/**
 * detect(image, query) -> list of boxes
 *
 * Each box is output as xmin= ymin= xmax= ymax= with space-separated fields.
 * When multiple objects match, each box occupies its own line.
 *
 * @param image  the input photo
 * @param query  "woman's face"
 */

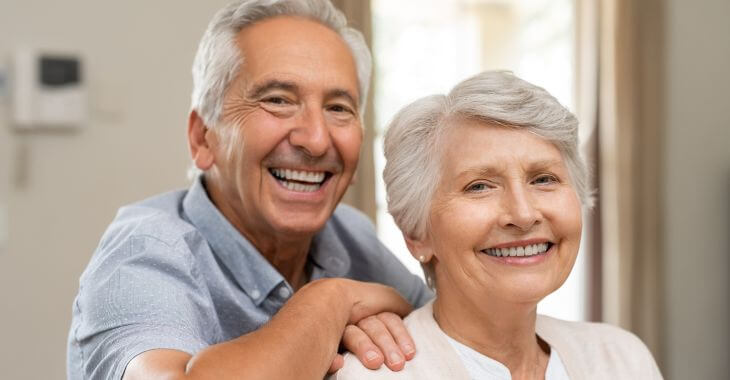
xmin=419 ymin=120 xmax=582 ymax=306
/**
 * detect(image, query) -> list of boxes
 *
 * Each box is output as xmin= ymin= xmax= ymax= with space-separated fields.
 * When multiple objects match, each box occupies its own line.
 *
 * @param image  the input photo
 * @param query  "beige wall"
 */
xmin=0 ymin=1 xmax=229 ymax=378
xmin=663 ymin=0 xmax=730 ymax=379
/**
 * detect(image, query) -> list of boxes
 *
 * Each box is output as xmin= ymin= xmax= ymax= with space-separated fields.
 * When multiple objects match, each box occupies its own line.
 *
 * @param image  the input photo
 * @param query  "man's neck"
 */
xmin=259 ymin=237 xmax=312 ymax=290
xmin=204 ymin=177 xmax=314 ymax=287
xmin=235 ymin=221 xmax=314 ymax=289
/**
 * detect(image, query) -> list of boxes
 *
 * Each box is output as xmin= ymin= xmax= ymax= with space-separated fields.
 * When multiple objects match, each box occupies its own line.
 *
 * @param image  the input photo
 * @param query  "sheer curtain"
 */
xmin=582 ymin=0 xmax=665 ymax=364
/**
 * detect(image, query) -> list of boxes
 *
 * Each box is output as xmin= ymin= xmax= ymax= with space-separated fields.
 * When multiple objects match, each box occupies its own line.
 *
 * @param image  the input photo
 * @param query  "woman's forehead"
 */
xmin=439 ymin=121 xmax=564 ymax=172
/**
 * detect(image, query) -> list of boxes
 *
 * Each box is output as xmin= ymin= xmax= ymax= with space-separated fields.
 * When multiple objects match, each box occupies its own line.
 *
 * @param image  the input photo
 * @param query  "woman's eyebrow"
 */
xmin=527 ymin=158 xmax=564 ymax=171
xmin=456 ymin=165 xmax=503 ymax=179
xmin=456 ymin=158 xmax=563 ymax=177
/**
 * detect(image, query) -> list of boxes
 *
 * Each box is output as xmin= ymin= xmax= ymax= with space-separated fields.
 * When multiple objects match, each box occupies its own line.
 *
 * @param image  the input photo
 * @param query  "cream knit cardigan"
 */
xmin=331 ymin=301 xmax=662 ymax=379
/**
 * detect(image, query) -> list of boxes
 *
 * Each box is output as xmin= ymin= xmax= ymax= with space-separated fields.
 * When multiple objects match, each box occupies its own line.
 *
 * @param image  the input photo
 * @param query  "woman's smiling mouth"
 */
xmin=482 ymin=242 xmax=553 ymax=258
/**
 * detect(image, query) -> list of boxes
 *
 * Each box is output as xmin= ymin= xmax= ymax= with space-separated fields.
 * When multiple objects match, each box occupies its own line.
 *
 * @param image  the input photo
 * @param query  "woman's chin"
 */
xmin=476 ymin=277 xmax=562 ymax=307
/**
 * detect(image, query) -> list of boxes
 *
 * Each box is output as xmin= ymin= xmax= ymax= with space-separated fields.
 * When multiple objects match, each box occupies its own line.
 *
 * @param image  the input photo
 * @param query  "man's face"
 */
xmin=206 ymin=16 xmax=362 ymax=245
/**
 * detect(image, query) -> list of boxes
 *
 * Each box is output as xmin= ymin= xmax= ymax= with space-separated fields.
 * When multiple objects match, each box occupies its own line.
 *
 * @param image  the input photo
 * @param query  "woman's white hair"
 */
xmin=190 ymin=0 xmax=372 ymax=128
xmin=383 ymin=70 xmax=593 ymax=243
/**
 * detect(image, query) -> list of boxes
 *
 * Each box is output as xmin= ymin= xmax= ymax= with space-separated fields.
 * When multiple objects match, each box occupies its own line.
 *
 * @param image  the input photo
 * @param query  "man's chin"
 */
xmin=270 ymin=211 xmax=332 ymax=237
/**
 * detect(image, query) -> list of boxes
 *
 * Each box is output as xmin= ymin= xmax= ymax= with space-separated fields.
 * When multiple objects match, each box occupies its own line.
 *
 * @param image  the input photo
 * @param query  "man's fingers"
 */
xmin=357 ymin=316 xmax=405 ymax=371
xmin=376 ymin=312 xmax=416 ymax=360
xmin=343 ymin=324 xmax=385 ymax=370
xmin=327 ymin=353 xmax=344 ymax=374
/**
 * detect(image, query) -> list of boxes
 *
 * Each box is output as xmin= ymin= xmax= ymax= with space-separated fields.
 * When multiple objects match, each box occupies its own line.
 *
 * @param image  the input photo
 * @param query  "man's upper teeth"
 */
xmin=272 ymin=168 xmax=325 ymax=183
xmin=485 ymin=243 xmax=549 ymax=257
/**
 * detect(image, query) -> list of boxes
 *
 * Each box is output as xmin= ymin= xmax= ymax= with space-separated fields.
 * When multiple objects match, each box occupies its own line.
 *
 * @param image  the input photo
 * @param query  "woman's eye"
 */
xmin=533 ymin=174 xmax=559 ymax=185
xmin=466 ymin=182 xmax=490 ymax=192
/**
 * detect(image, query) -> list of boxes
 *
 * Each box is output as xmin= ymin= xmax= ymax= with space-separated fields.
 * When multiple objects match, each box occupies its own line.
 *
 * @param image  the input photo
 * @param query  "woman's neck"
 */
xmin=433 ymin=290 xmax=550 ymax=379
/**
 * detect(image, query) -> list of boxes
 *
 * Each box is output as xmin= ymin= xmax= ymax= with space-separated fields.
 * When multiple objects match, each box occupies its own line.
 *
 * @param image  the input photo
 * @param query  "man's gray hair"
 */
xmin=191 ymin=0 xmax=372 ymax=128
xmin=383 ymin=70 xmax=593 ymax=242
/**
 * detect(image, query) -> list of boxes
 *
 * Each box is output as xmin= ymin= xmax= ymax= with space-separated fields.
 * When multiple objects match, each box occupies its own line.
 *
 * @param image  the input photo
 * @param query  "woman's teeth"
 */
xmin=270 ymin=168 xmax=327 ymax=193
xmin=484 ymin=243 xmax=550 ymax=257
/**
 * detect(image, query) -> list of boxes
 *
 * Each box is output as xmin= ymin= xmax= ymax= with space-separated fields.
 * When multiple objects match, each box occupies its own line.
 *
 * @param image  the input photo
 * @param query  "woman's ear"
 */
xmin=188 ymin=110 xmax=215 ymax=170
xmin=404 ymin=232 xmax=434 ymax=264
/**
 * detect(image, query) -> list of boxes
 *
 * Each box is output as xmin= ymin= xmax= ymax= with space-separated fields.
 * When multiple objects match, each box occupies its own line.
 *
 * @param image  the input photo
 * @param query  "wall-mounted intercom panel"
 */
xmin=12 ymin=49 xmax=87 ymax=129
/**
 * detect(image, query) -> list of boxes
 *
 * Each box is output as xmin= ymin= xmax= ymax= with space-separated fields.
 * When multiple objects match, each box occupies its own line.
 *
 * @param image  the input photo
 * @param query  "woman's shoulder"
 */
xmin=537 ymin=315 xmax=642 ymax=344
xmin=537 ymin=315 xmax=663 ymax=379
xmin=329 ymin=353 xmax=416 ymax=380
xmin=330 ymin=303 xmax=471 ymax=380
xmin=328 ymin=307 xmax=431 ymax=380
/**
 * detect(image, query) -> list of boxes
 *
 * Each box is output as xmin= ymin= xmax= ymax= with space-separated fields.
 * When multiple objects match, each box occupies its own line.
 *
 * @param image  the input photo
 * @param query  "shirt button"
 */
xmin=278 ymin=287 xmax=291 ymax=299
xmin=250 ymin=289 xmax=261 ymax=299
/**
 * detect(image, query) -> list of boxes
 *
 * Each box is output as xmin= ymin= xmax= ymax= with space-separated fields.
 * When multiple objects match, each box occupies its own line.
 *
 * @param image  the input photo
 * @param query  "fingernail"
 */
xmin=389 ymin=352 xmax=403 ymax=364
xmin=365 ymin=350 xmax=379 ymax=362
xmin=403 ymin=344 xmax=415 ymax=355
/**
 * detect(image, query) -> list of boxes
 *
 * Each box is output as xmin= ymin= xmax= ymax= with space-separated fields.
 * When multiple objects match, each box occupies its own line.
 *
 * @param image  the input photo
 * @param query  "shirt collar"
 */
xmin=182 ymin=176 xmax=353 ymax=301
xmin=308 ymin=208 xmax=352 ymax=278
xmin=182 ymin=176 xmax=283 ymax=306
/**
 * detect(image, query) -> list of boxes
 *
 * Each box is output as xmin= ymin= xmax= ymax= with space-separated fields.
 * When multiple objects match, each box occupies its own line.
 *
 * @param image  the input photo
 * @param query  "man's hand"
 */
xmin=349 ymin=312 xmax=416 ymax=370
xmin=326 ymin=280 xmax=417 ymax=373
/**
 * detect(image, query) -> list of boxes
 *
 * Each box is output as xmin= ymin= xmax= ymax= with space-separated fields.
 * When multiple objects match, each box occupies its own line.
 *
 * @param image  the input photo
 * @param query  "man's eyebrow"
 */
xmin=325 ymin=89 xmax=359 ymax=107
xmin=248 ymin=80 xmax=299 ymax=99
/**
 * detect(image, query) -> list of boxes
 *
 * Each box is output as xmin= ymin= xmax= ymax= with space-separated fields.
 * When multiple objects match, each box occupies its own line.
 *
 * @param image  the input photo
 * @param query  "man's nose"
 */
xmin=498 ymin=185 xmax=542 ymax=231
xmin=288 ymin=106 xmax=331 ymax=157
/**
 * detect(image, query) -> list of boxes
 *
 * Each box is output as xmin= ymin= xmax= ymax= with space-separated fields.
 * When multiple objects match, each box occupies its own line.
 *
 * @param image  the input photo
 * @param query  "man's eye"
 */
xmin=263 ymin=96 xmax=290 ymax=105
xmin=328 ymin=104 xmax=353 ymax=114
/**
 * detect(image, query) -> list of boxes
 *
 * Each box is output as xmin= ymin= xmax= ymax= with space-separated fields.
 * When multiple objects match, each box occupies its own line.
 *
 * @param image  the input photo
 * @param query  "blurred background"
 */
xmin=0 ymin=0 xmax=728 ymax=379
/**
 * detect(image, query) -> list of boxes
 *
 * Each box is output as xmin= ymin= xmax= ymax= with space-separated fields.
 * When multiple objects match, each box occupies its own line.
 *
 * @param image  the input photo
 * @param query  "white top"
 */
xmin=446 ymin=335 xmax=570 ymax=380
xmin=331 ymin=300 xmax=663 ymax=380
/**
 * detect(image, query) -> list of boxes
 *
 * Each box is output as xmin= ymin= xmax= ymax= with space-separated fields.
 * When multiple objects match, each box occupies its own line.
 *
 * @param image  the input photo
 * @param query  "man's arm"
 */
xmin=123 ymin=278 xmax=411 ymax=380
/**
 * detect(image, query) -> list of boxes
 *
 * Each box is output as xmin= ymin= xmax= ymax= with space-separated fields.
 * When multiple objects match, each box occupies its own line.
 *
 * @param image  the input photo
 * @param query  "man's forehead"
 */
xmin=233 ymin=16 xmax=360 ymax=100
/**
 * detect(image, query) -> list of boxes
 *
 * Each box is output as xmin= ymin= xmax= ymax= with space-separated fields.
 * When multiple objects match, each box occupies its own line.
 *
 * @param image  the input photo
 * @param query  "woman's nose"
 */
xmin=498 ymin=186 xmax=542 ymax=231
xmin=288 ymin=107 xmax=331 ymax=157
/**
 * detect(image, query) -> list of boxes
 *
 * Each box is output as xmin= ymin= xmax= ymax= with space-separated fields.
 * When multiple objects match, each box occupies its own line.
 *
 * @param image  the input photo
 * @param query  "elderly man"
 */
xmin=66 ymin=1 xmax=432 ymax=379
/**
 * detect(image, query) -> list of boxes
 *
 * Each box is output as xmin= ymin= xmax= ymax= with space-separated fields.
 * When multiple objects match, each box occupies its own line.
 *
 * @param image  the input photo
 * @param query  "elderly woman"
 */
xmin=333 ymin=71 xmax=662 ymax=379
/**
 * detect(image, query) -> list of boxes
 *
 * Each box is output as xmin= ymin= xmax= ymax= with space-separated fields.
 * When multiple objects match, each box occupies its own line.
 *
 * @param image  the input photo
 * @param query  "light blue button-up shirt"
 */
xmin=67 ymin=176 xmax=432 ymax=379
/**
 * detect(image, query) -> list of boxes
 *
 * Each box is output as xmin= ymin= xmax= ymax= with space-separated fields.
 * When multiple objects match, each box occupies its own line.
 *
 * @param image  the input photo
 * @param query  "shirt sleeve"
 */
xmin=70 ymin=233 xmax=216 ymax=380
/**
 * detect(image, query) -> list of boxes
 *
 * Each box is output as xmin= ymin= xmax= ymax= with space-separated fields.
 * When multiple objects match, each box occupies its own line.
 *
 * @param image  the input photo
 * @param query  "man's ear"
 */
xmin=404 ymin=232 xmax=434 ymax=264
xmin=188 ymin=110 xmax=215 ymax=171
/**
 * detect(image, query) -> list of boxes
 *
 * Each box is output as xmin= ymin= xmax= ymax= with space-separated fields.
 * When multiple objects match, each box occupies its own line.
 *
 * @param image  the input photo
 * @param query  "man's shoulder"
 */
xmin=324 ymin=204 xmax=380 ymax=248
xmin=330 ymin=203 xmax=375 ymax=231
xmin=103 ymin=188 xmax=196 ymax=248
xmin=80 ymin=187 xmax=208 ymax=296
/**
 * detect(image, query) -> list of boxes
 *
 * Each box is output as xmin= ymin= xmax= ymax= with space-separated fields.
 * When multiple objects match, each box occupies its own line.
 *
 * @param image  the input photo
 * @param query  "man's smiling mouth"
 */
xmin=269 ymin=168 xmax=332 ymax=192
